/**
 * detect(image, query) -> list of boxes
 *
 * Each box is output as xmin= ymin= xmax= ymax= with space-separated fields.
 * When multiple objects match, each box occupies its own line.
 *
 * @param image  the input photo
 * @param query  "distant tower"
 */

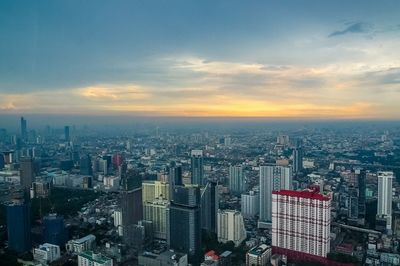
xmin=259 ymin=165 xmax=292 ymax=228
xmin=229 ymin=165 xmax=245 ymax=194
xmin=64 ymin=126 xmax=70 ymax=142
xmin=357 ymin=169 xmax=366 ymax=224
xmin=201 ymin=181 xmax=218 ymax=234
xmin=7 ymin=200 xmax=32 ymax=253
xmin=292 ymin=147 xmax=303 ymax=173
xmin=169 ymin=185 xmax=201 ymax=264
xmin=190 ymin=150 xmax=204 ymax=185
xmin=20 ymin=157 xmax=35 ymax=198
xmin=377 ymin=171 xmax=394 ymax=232
xmin=80 ymin=154 xmax=93 ymax=176
xmin=20 ymin=116 xmax=27 ymax=142
xmin=168 ymin=162 xmax=182 ymax=201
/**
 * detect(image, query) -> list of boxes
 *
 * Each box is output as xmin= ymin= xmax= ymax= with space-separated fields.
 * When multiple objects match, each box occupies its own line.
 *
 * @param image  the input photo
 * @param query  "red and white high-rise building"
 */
xmin=272 ymin=188 xmax=331 ymax=259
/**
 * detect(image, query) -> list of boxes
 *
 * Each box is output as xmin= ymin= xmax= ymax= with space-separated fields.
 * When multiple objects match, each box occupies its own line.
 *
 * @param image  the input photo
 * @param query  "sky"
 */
xmin=0 ymin=0 xmax=400 ymax=119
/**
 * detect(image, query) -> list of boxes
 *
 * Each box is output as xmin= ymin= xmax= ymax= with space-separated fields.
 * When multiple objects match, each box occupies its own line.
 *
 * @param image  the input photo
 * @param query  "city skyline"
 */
xmin=1 ymin=1 xmax=400 ymax=118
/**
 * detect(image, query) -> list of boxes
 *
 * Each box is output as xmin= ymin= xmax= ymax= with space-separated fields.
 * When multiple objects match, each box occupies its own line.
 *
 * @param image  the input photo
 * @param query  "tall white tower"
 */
xmin=259 ymin=165 xmax=292 ymax=228
xmin=377 ymin=171 xmax=394 ymax=232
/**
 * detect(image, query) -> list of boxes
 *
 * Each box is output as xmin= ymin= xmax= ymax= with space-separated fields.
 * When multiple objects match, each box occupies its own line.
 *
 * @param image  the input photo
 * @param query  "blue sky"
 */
xmin=1 ymin=0 xmax=400 ymax=118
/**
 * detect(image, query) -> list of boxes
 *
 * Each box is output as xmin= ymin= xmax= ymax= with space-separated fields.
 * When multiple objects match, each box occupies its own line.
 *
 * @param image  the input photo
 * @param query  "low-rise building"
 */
xmin=33 ymin=243 xmax=61 ymax=264
xmin=66 ymin=234 xmax=96 ymax=253
xmin=78 ymin=251 xmax=113 ymax=266
xmin=246 ymin=244 xmax=271 ymax=266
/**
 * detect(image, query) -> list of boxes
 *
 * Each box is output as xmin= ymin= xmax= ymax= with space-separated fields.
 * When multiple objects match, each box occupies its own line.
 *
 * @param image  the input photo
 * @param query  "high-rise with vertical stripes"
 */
xmin=271 ymin=188 xmax=331 ymax=259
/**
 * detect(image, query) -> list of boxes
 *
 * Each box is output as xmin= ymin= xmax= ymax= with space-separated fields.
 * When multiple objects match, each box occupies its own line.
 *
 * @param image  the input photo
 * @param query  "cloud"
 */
xmin=77 ymin=85 xmax=149 ymax=101
xmin=328 ymin=22 xmax=369 ymax=37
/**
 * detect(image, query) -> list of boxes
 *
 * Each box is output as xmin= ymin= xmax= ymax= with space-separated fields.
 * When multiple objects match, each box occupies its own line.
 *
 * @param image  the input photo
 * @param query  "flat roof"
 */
xmin=273 ymin=189 xmax=330 ymax=201
xmin=79 ymin=251 xmax=111 ymax=264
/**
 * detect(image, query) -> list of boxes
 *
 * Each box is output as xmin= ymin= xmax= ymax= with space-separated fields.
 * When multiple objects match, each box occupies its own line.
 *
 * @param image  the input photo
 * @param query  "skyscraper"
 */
xmin=143 ymin=199 xmax=169 ymax=240
xmin=121 ymin=187 xmax=143 ymax=245
xmin=20 ymin=116 xmax=27 ymax=142
xmin=169 ymin=185 xmax=201 ymax=264
xmin=80 ymin=154 xmax=93 ymax=176
xmin=272 ymin=188 xmax=331 ymax=259
xmin=377 ymin=171 xmax=394 ymax=232
xmin=64 ymin=126 xmax=70 ymax=142
xmin=190 ymin=150 xmax=204 ymax=185
xmin=168 ymin=162 xmax=182 ymax=201
xmin=357 ymin=169 xmax=366 ymax=224
xmin=241 ymin=191 xmax=259 ymax=218
xmin=43 ymin=213 xmax=68 ymax=246
xmin=259 ymin=165 xmax=292 ymax=228
xmin=7 ymin=200 xmax=32 ymax=253
xmin=217 ymin=209 xmax=247 ymax=247
xmin=201 ymin=181 xmax=218 ymax=234
xmin=292 ymin=147 xmax=303 ymax=173
xmin=229 ymin=165 xmax=245 ymax=194
xmin=20 ymin=157 xmax=35 ymax=197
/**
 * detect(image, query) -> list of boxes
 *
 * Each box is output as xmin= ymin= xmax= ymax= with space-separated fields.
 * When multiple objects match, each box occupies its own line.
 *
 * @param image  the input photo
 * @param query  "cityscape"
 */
xmin=1 ymin=1 xmax=400 ymax=266
xmin=1 ymin=118 xmax=400 ymax=265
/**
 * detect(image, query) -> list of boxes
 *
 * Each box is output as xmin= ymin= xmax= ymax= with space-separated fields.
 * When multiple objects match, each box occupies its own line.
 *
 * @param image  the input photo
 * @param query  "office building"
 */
xmin=66 ymin=234 xmax=96 ymax=253
xmin=121 ymin=188 xmax=143 ymax=243
xmin=169 ymin=162 xmax=183 ymax=201
xmin=229 ymin=165 xmax=245 ymax=194
xmin=20 ymin=116 xmax=27 ymax=141
xmin=43 ymin=213 xmax=68 ymax=246
xmin=170 ymin=185 xmax=201 ymax=264
xmin=241 ymin=191 xmax=259 ymax=218
xmin=78 ymin=251 xmax=113 ymax=266
xmin=357 ymin=169 xmax=366 ymax=223
xmin=292 ymin=147 xmax=303 ymax=173
xmin=272 ymin=188 xmax=331 ymax=259
xmin=191 ymin=150 xmax=204 ymax=185
xmin=246 ymin=244 xmax=272 ymax=266
xmin=377 ymin=171 xmax=394 ymax=232
xmin=143 ymin=199 xmax=170 ymax=240
xmin=259 ymin=165 xmax=292 ymax=227
xmin=64 ymin=126 xmax=70 ymax=141
xmin=0 ymin=153 xmax=5 ymax=169
xmin=80 ymin=154 xmax=93 ymax=176
xmin=217 ymin=209 xmax=246 ymax=247
xmin=201 ymin=181 xmax=218 ymax=234
xmin=33 ymin=243 xmax=61 ymax=264
xmin=6 ymin=200 xmax=32 ymax=253
xmin=20 ymin=157 xmax=35 ymax=195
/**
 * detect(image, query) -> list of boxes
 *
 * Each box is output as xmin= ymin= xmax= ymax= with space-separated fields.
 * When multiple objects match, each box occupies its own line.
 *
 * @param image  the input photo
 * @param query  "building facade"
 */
xmin=272 ymin=188 xmax=331 ymax=258
xmin=241 ymin=191 xmax=259 ymax=218
xmin=217 ymin=209 xmax=246 ymax=247
xmin=191 ymin=150 xmax=204 ymax=185
xmin=170 ymin=185 xmax=202 ymax=264
xmin=246 ymin=244 xmax=271 ymax=266
xmin=259 ymin=165 xmax=292 ymax=227
xmin=229 ymin=165 xmax=245 ymax=194
xmin=377 ymin=171 xmax=394 ymax=232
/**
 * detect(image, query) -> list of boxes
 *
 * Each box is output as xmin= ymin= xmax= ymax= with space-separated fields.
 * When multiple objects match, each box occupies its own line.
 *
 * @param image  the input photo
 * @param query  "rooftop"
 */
xmin=79 ymin=251 xmax=112 ymax=264
xmin=273 ymin=189 xmax=330 ymax=201
xmin=248 ymin=244 xmax=271 ymax=256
